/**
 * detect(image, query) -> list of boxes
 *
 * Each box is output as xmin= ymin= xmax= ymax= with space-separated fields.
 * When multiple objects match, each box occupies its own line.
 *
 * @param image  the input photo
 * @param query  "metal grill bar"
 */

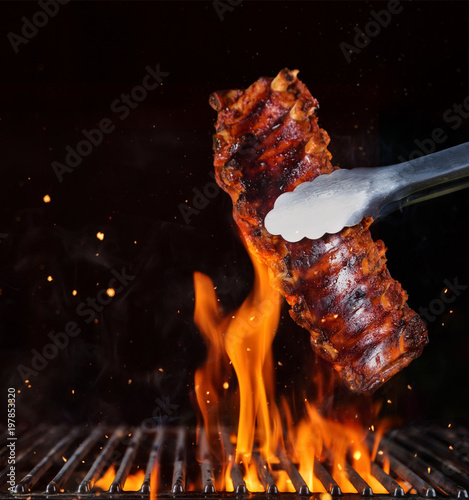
xmin=397 ymin=427 xmax=469 ymax=483
xmin=0 ymin=427 xmax=53 ymax=486
xmin=252 ymin=452 xmax=278 ymax=494
xmin=0 ymin=425 xmax=45 ymax=465
xmin=171 ymin=427 xmax=186 ymax=493
xmin=221 ymin=429 xmax=247 ymax=494
xmin=429 ymin=425 xmax=469 ymax=470
xmin=343 ymin=463 xmax=372 ymax=495
xmin=2 ymin=422 xmax=469 ymax=498
xmin=200 ymin=461 xmax=216 ymax=493
xmin=109 ymin=427 xmax=142 ymax=493
xmin=277 ymin=448 xmax=310 ymax=495
xmin=428 ymin=425 xmax=469 ymax=474
xmin=313 ymin=457 xmax=342 ymax=495
xmin=369 ymin=461 xmax=404 ymax=496
xmin=198 ymin=429 xmax=216 ymax=494
xmin=140 ymin=427 xmax=164 ymax=494
xmin=382 ymin=433 xmax=469 ymax=498
xmin=377 ymin=449 xmax=436 ymax=497
xmin=46 ymin=426 xmax=102 ymax=493
xmin=77 ymin=427 xmax=125 ymax=493
xmin=14 ymin=427 xmax=81 ymax=493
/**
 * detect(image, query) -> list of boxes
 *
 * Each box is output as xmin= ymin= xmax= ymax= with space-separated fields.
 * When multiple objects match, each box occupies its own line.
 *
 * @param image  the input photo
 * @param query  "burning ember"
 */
xmin=192 ymin=247 xmax=393 ymax=493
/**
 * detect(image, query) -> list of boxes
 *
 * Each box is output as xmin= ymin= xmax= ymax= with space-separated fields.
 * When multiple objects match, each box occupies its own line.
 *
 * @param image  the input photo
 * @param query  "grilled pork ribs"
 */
xmin=209 ymin=69 xmax=428 ymax=393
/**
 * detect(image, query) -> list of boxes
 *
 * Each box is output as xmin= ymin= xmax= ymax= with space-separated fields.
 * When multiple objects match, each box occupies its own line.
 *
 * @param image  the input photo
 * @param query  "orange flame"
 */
xmin=193 ymin=246 xmax=393 ymax=493
xmin=123 ymin=469 xmax=145 ymax=491
xmin=244 ymin=461 xmax=265 ymax=492
xmin=94 ymin=465 xmax=115 ymax=491
xmin=150 ymin=462 xmax=158 ymax=500
xmin=93 ymin=466 xmax=146 ymax=492
xmin=194 ymin=254 xmax=283 ymax=489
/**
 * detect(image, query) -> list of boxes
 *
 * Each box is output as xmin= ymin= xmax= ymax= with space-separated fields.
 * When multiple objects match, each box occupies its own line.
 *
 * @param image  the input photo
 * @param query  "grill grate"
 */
xmin=1 ymin=422 xmax=469 ymax=498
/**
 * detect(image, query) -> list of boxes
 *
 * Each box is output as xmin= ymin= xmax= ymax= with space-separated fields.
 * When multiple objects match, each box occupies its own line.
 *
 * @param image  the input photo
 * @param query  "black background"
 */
xmin=0 ymin=0 xmax=468 ymax=430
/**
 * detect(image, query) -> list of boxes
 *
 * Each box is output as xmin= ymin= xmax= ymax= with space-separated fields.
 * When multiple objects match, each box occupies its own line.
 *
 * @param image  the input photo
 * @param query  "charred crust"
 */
xmin=223 ymin=158 xmax=239 ymax=169
xmin=292 ymin=301 xmax=304 ymax=313
xmin=238 ymin=133 xmax=258 ymax=148
xmin=213 ymin=130 xmax=231 ymax=152
xmin=402 ymin=315 xmax=428 ymax=349
xmin=318 ymin=329 xmax=328 ymax=345
xmin=209 ymin=93 xmax=222 ymax=111
xmin=228 ymin=133 xmax=258 ymax=157
xmin=209 ymin=89 xmax=241 ymax=112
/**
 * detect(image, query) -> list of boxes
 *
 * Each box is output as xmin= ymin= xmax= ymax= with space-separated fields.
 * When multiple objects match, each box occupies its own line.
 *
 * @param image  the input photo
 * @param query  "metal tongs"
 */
xmin=265 ymin=142 xmax=469 ymax=242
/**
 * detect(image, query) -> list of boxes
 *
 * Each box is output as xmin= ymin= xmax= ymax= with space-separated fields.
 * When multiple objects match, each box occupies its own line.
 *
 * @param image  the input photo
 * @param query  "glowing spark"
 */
xmin=223 ymin=382 xmax=229 ymax=389
xmin=72 ymin=290 xmax=77 ymax=296
xmin=43 ymin=194 xmax=51 ymax=203
xmin=47 ymin=276 xmax=53 ymax=282
xmin=106 ymin=288 xmax=115 ymax=297
xmin=353 ymin=450 xmax=362 ymax=461
xmin=96 ymin=232 xmax=104 ymax=241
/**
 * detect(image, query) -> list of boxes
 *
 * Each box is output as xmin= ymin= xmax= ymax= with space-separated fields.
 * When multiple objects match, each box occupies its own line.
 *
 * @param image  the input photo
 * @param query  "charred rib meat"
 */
xmin=209 ymin=68 xmax=428 ymax=393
